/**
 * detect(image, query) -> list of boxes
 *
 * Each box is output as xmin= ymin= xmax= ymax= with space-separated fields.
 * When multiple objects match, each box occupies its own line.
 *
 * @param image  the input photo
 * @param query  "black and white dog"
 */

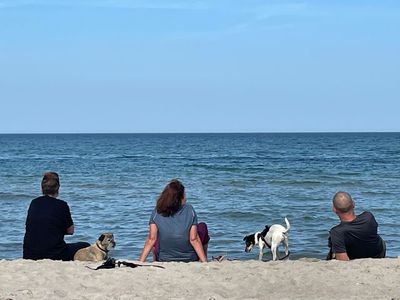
xmin=243 ymin=217 xmax=290 ymax=261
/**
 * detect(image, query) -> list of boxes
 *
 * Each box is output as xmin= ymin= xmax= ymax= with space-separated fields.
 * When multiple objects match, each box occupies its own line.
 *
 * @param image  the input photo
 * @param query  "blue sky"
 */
xmin=0 ymin=0 xmax=399 ymax=133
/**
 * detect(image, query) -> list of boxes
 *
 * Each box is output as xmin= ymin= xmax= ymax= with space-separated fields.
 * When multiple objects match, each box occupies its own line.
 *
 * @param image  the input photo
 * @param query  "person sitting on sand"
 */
xmin=327 ymin=191 xmax=386 ymax=261
xmin=139 ymin=179 xmax=209 ymax=262
xmin=23 ymin=172 xmax=90 ymax=261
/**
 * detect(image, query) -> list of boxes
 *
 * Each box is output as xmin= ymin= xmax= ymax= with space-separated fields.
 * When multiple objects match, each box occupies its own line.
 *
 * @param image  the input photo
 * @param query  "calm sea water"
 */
xmin=0 ymin=133 xmax=399 ymax=261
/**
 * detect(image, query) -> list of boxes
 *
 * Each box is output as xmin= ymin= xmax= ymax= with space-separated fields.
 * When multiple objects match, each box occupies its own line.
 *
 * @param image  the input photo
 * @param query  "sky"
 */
xmin=0 ymin=0 xmax=399 ymax=133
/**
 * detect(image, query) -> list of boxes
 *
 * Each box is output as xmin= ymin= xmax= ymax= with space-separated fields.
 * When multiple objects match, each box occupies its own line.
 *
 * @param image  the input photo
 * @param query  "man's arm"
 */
xmin=329 ymin=228 xmax=349 ymax=261
xmin=65 ymin=203 xmax=74 ymax=235
xmin=66 ymin=225 xmax=74 ymax=235
xmin=335 ymin=252 xmax=350 ymax=261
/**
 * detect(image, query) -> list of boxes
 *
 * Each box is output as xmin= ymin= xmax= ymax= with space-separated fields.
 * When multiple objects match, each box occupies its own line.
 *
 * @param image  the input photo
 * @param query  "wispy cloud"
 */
xmin=151 ymin=2 xmax=306 ymax=41
xmin=0 ymin=0 xmax=305 ymax=38
xmin=82 ymin=0 xmax=209 ymax=10
xmin=168 ymin=2 xmax=308 ymax=39
xmin=0 ymin=0 xmax=209 ymax=10
xmin=0 ymin=0 xmax=322 ymax=40
xmin=222 ymin=2 xmax=308 ymax=33
xmin=252 ymin=2 xmax=309 ymax=21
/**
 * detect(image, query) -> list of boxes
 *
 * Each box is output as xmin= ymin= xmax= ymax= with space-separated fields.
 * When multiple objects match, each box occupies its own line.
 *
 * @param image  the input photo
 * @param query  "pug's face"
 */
xmin=98 ymin=233 xmax=116 ymax=250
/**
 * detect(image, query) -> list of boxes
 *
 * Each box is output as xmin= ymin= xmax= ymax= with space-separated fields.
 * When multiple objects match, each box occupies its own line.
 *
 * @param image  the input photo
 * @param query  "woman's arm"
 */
xmin=139 ymin=224 xmax=158 ymax=262
xmin=189 ymin=225 xmax=207 ymax=262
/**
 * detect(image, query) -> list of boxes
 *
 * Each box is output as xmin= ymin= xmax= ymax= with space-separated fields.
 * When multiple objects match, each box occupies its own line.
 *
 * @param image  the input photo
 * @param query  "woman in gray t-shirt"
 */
xmin=139 ymin=179 xmax=208 ymax=262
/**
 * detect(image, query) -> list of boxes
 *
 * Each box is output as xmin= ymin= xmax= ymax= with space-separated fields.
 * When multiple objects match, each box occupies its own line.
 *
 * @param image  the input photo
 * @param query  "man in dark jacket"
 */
xmin=23 ymin=172 xmax=89 ymax=260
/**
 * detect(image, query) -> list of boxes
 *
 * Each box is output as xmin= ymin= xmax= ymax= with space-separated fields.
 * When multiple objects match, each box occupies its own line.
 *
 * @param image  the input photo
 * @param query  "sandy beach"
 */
xmin=1 ymin=258 xmax=399 ymax=300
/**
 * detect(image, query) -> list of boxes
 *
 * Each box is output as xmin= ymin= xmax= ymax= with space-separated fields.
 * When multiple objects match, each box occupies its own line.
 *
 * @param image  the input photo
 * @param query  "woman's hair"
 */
xmin=156 ymin=179 xmax=185 ymax=217
xmin=41 ymin=172 xmax=60 ymax=196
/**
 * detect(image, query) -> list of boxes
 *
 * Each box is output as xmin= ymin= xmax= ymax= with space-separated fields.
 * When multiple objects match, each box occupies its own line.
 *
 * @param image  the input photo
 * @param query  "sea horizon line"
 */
xmin=0 ymin=131 xmax=399 ymax=135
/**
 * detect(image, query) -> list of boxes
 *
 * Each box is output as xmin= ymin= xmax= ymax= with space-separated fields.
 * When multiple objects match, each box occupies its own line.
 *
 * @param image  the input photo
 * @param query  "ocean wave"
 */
xmin=0 ymin=192 xmax=32 ymax=201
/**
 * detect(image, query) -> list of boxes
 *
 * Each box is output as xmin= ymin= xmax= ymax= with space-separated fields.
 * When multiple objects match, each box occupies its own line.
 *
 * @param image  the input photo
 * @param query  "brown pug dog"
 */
xmin=74 ymin=233 xmax=116 ymax=261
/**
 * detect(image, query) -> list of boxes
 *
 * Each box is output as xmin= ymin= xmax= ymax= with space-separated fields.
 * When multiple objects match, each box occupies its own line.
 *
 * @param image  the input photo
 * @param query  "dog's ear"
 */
xmin=265 ymin=225 xmax=270 ymax=231
xmin=243 ymin=236 xmax=247 ymax=241
xmin=99 ymin=234 xmax=105 ymax=242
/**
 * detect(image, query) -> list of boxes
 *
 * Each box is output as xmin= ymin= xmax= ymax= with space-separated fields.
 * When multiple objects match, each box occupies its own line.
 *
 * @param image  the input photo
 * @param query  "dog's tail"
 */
xmin=283 ymin=217 xmax=290 ymax=233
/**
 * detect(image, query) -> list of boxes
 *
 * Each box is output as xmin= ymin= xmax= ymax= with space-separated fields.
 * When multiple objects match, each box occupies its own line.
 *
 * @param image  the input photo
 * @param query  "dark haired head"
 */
xmin=41 ymin=172 xmax=60 ymax=196
xmin=156 ymin=179 xmax=185 ymax=217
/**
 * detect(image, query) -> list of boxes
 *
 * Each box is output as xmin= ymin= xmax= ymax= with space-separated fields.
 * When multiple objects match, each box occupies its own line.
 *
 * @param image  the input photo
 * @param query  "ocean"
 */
xmin=0 ymin=133 xmax=399 ymax=261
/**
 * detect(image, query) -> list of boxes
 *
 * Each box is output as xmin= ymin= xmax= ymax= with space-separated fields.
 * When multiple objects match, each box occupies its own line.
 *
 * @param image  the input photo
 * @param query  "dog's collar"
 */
xmin=96 ymin=241 xmax=109 ymax=253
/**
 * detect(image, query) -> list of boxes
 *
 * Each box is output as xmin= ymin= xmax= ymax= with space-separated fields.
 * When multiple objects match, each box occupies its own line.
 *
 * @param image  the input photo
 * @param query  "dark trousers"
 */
xmin=65 ymin=242 xmax=91 ymax=261
xmin=23 ymin=241 xmax=90 ymax=261
xmin=326 ymin=237 xmax=386 ymax=260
